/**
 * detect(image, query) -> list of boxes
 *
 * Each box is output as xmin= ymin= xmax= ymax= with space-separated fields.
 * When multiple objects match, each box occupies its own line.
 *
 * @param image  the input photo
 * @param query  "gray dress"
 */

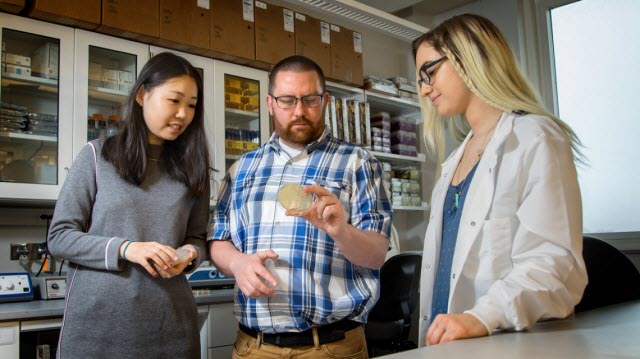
xmin=48 ymin=140 xmax=209 ymax=358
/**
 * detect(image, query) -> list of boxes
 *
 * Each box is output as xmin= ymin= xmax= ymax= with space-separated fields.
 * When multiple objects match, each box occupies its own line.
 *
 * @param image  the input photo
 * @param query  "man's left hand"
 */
xmin=426 ymin=313 xmax=489 ymax=345
xmin=293 ymin=184 xmax=347 ymax=239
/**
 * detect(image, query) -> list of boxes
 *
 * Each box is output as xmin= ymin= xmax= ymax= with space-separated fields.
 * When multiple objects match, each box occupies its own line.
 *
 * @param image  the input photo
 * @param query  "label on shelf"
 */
xmin=197 ymin=0 xmax=210 ymax=10
xmin=295 ymin=13 xmax=305 ymax=21
xmin=242 ymin=0 xmax=255 ymax=22
xmin=255 ymin=1 xmax=267 ymax=10
xmin=283 ymin=9 xmax=294 ymax=33
xmin=353 ymin=32 xmax=363 ymax=54
xmin=321 ymin=22 xmax=331 ymax=44
xmin=331 ymin=24 xmax=340 ymax=32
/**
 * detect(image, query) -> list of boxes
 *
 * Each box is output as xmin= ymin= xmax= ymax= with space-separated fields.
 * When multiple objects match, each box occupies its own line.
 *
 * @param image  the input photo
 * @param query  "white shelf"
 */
xmin=1 ymin=72 xmax=58 ymax=94
xmin=326 ymin=81 xmax=363 ymax=98
xmin=365 ymin=90 xmax=421 ymax=121
xmin=225 ymin=108 xmax=259 ymax=124
xmin=88 ymin=86 xmax=128 ymax=104
xmin=371 ymin=151 xmax=425 ymax=163
xmin=0 ymin=131 xmax=57 ymax=142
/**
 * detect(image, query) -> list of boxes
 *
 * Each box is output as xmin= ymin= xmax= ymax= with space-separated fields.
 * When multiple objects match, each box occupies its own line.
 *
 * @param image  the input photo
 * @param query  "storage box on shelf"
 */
xmin=153 ymin=0 xmax=210 ymax=54
xmin=97 ymin=0 xmax=159 ymax=43
xmin=294 ymin=12 xmax=331 ymax=78
xmin=253 ymin=0 xmax=295 ymax=69
xmin=26 ymin=0 xmax=100 ymax=30
xmin=207 ymin=0 xmax=256 ymax=64
xmin=329 ymin=24 xmax=363 ymax=86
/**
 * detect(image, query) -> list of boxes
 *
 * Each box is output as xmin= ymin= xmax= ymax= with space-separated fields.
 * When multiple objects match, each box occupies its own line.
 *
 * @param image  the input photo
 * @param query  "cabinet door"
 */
xmin=0 ymin=321 xmax=19 ymax=358
xmin=73 ymin=29 xmax=149 ymax=159
xmin=0 ymin=13 xmax=73 ymax=202
xmin=208 ymin=302 xmax=238 ymax=347
xmin=149 ymin=46 xmax=216 ymax=205
xmin=212 ymin=60 xmax=270 ymax=201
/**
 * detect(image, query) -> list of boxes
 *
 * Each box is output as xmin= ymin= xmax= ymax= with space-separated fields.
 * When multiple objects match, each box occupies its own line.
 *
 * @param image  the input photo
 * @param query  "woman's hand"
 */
xmin=426 ymin=313 xmax=489 ymax=345
xmin=156 ymin=244 xmax=198 ymax=279
xmin=120 ymin=241 xmax=179 ymax=278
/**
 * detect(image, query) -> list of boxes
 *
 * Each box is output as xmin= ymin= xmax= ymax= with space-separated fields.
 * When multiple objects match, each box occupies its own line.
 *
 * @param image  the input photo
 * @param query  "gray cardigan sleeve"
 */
xmin=48 ymin=143 xmax=127 ymax=271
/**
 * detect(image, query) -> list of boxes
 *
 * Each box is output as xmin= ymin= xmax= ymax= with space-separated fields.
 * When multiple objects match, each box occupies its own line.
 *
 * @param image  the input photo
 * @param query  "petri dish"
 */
xmin=277 ymin=183 xmax=313 ymax=216
xmin=172 ymin=247 xmax=192 ymax=267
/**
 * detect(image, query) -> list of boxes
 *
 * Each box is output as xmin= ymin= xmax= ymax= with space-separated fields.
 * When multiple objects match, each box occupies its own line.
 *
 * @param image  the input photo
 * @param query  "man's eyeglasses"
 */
xmin=418 ymin=56 xmax=447 ymax=87
xmin=270 ymin=94 xmax=324 ymax=109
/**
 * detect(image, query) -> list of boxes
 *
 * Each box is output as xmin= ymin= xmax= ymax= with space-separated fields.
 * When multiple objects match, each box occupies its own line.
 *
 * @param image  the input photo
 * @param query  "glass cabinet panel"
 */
xmin=212 ymin=61 xmax=270 ymax=201
xmin=73 ymin=30 xmax=149 ymax=158
xmin=86 ymin=46 xmax=137 ymax=141
xmin=0 ymin=13 xmax=73 ymax=201
xmin=1 ymin=29 xmax=60 ymax=186
xmin=224 ymin=75 xmax=261 ymax=161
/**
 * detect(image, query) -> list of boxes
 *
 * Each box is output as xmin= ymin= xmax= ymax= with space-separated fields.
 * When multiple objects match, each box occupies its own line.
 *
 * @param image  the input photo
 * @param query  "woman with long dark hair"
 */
xmin=48 ymin=52 xmax=210 ymax=358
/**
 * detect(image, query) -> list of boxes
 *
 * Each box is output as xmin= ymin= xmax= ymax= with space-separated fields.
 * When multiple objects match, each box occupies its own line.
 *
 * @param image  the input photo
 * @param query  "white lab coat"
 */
xmin=418 ymin=112 xmax=587 ymax=346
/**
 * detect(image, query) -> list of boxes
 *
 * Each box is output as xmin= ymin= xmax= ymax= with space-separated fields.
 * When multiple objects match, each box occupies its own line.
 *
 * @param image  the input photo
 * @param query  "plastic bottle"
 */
xmin=91 ymin=114 xmax=106 ymax=139
xmin=106 ymin=115 xmax=120 ymax=137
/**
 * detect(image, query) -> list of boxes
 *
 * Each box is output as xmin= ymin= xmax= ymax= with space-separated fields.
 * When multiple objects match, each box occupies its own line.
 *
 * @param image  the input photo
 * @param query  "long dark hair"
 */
xmin=102 ymin=52 xmax=210 ymax=197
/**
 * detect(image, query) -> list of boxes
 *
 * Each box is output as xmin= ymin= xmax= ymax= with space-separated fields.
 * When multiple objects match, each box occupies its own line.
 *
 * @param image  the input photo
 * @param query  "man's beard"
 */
xmin=275 ymin=115 xmax=325 ymax=145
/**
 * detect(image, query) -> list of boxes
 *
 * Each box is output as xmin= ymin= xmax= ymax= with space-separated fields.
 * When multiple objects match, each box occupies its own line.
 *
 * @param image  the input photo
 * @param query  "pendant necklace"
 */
xmin=453 ymin=124 xmax=497 ymax=209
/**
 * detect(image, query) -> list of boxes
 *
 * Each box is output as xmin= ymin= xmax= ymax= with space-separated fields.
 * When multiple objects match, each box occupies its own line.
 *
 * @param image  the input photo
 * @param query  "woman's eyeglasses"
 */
xmin=418 ymin=56 xmax=447 ymax=87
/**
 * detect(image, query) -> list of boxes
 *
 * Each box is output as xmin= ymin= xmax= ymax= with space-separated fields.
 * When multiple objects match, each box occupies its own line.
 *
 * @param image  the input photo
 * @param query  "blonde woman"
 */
xmin=413 ymin=14 xmax=587 ymax=346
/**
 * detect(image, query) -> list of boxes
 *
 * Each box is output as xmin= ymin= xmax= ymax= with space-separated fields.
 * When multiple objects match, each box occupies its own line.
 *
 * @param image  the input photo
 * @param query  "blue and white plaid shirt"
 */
xmin=210 ymin=127 xmax=393 ymax=333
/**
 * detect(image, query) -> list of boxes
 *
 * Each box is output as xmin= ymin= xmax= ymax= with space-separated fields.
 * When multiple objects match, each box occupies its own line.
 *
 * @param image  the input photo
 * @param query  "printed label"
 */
xmin=321 ymin=22 xmax=330 ymax=44
xmin=242 ymin=0 xmax=254 ymax=22
xmin=353 ymin=32 xmax=362 ymax=53
xmin=331 ymin=24 xmax=340 ymax=32
xmin=295 ymin=13 xmax=306 ymax=21
xmin=255 ymin=1 xmax=267 ymax=10
xmin=284 ymin=9 xmax=294 ymax=32
xmin=197 ymin=0 xmax=210 ymax=10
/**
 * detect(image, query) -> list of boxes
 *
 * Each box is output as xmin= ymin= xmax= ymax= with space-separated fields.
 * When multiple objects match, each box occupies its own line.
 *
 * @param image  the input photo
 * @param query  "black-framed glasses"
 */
xmin=418 ymin=56 xmax=447 ymax=87
xmin=270 ymin=94 xmax=324 ymax=109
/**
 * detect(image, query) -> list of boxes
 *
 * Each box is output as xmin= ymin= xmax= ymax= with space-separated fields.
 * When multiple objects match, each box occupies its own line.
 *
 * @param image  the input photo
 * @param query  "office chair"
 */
xmin=575 ymin=235 xmax=640 ymax=313
xmin=365 ymin=252 xmax=421 ymax=357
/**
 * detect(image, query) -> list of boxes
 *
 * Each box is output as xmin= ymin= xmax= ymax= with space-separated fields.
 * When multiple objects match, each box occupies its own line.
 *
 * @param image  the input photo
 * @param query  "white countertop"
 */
xmin=0 ymin=288 xmax=234 ymax=322
xmin=381 ymin=301 xmax=640 ymax=358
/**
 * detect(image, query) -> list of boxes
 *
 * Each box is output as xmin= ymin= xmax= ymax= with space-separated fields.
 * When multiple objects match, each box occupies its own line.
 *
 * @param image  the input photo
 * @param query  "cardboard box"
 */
xmin=206 ymin=0 xmax=255 ymax=64
xmin=89 ymin=62 xmax=102 ymax=88
xmin=329 ymin=24 xmax=363 ymax=86
xmin=0 ymin=0 xmax=25 ymax=14
xmin=253 ymin=1 xmax=295 ymax=69
xmin=294 ymin=13 xmax=330 ymax=77
xmin=101 ymin=68 xmax=119 ymax=90
xmin=31 ymin=42 xmax=58 ymax=80
xmin=98 ymin=0 xmax=159 ymax=43
xmin=118 ymin=70 xmax=134 ymax=93
xmin=4 ymin=52 xmax=30 ymax=67
xmin=27 ymin=0 xmax=100 ymax=30
xmin=154 ymin=0 xmax=210 ymax=53
xmin=4 ymin=63 xmax=32 ymax=77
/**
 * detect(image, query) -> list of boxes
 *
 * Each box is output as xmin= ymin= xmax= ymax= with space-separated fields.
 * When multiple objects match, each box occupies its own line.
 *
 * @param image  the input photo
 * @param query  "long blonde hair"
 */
xmin=412 ymin=14 xmax=584 ymax=164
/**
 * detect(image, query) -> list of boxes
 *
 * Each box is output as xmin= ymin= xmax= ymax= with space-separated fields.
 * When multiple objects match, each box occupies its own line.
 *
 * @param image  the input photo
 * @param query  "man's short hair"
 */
xmin=268 ymin=55 xmax=326 ymax=94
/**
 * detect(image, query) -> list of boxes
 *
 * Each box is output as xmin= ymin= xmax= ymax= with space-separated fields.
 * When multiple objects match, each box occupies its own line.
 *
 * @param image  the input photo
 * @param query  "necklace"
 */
xmin=452 ymin=123 xmax=498 ymax=208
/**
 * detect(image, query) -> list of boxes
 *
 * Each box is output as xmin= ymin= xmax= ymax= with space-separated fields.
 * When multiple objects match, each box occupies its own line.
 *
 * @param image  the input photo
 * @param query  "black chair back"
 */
xmin=575 ymin=235 xmax=640 ymax=312
xmin=365 ymin=252 xmax=421 ymax=355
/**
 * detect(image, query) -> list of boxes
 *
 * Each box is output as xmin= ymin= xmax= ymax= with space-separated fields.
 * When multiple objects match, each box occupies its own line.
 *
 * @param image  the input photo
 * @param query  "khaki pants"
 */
xmin=232 ymin=325 xmax=369 ymax=359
